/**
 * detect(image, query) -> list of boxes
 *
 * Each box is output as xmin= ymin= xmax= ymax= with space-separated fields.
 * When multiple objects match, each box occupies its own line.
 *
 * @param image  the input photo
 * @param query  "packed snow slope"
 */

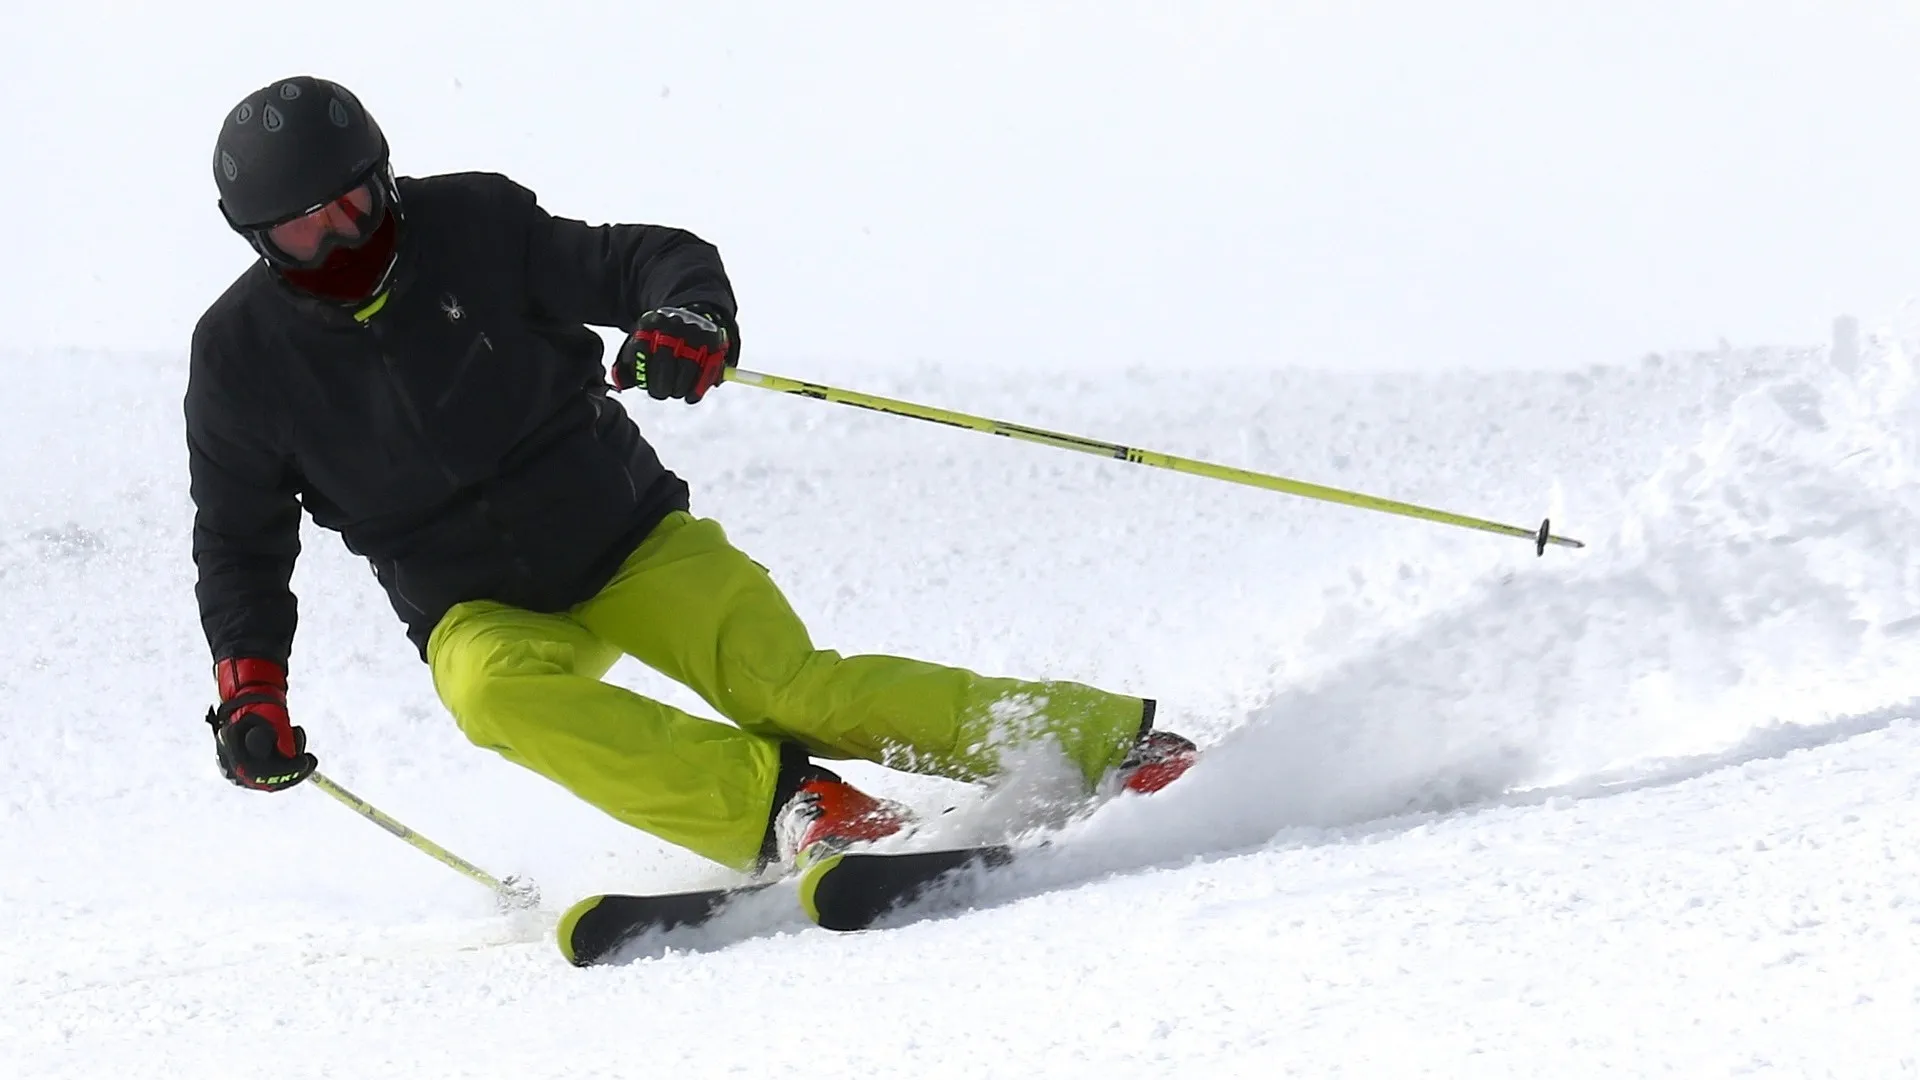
xmin=4 ymin=322 xmax=1920 ymax=1077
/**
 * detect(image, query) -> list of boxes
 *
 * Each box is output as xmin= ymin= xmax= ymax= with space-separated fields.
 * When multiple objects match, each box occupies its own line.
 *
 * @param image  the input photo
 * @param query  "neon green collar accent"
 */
xmin=352 ymin=290 xmax=391 ymax=322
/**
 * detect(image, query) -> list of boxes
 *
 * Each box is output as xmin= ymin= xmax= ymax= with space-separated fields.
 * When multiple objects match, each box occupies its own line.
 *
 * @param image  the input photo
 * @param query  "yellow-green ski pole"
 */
xmin=725 ymin=368 xmax=1584 ymax=554
xmin=309 ymin=771 xmax=540 ymax=910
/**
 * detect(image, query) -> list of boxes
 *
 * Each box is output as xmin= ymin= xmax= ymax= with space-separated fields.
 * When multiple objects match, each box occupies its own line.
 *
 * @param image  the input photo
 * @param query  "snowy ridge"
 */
xmin=912 ymin=326 xmax=1920 ymax=871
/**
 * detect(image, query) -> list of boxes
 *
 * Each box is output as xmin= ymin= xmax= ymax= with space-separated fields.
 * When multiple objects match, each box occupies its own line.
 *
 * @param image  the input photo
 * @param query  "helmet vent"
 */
xmin=213 ymin=76 xmax=388 ymax=230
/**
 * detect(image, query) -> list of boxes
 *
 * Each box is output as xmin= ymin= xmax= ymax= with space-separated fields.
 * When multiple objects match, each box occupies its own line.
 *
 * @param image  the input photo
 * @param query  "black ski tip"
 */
xmin=805 ymin=847 xmax=1012 ymax=932
xmin=1536 ymin=517 xmax=1550 ymax=557
xmin=558 ymin=887 xmax=753 ymax=967
xmin=558 ymin=894 xmax=622 ymax=967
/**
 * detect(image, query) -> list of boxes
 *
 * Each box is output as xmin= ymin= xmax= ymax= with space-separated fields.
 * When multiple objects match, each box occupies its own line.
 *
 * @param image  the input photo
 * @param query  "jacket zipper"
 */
xmin=434 ymin=332 xmax=493 ymax=412
xmin=377 ymin=351 xmax=536 ymax=583
xmin=590 ymin=396 xmax=639 ymax=502
xmin=378 ymin=352 xmax=461 ymax=488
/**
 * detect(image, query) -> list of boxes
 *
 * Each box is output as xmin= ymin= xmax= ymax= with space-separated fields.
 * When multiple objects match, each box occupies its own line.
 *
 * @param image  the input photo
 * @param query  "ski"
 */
xmin=558 ymin=732 xmax=1199 ymax=963
xmin=557 ymin=845 xmax=1016 ymax=964
xmin=798 ymin=844 xmax=1015 ymax=932
xmin=557 ymin=882 xmax=775 ymax=967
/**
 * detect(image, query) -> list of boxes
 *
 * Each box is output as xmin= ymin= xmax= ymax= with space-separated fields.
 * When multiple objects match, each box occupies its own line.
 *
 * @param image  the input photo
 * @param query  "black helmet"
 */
xmin=216 ymin=76 xmax=386 ymax=227
xmin=214 ymin=76 xmax=402 ymax=278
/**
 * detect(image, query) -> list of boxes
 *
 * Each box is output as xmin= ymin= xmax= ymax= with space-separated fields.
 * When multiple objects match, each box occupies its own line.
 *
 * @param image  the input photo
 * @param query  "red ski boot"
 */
xmin=1113 ymin=729 xmax=1199 ymax=795
xmin=773 ymin=776 xmax=913 ymax=869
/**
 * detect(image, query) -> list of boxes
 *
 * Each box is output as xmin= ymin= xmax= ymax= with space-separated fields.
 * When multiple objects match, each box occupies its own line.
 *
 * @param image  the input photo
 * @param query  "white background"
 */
xmin=8 ymin=1 xmax=1920 ymax=369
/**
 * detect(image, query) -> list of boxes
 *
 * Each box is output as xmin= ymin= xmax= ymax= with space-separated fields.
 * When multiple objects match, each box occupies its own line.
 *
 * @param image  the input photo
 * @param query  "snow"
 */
xmin=6 ymin=330 xmax=1919 ymax=1076
xmin=7 ymin=4 xmax=1920 ymax=1077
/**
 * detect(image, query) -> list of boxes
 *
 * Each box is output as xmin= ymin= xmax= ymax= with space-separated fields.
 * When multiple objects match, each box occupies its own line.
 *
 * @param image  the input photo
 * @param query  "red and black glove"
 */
xmin=205 ymin=658 xmax=316 ymax=792
xmin=612 ymin=305 xmax=736 ymax=403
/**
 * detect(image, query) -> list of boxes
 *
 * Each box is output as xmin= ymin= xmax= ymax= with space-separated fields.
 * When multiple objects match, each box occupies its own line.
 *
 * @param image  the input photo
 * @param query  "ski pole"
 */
xmin=309 ymin=771 xmax=540 ymax=910
xmin=724 ymin=368 xmax=1585 ymax=554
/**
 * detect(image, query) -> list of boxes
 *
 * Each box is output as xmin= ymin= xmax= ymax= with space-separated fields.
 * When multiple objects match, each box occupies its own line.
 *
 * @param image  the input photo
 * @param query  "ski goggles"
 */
xmin=255 ymin=178 xmax=389 ymax=269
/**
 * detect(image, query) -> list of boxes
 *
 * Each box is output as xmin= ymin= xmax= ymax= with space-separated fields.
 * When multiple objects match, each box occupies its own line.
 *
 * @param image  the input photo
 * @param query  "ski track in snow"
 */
xmin=4 ymin=326 xmax=1919 ymax=1077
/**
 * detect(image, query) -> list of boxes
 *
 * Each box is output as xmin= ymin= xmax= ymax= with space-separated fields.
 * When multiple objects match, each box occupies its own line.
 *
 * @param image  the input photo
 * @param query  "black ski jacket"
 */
xmin=187 ymin=171 xmax=735 ymax=664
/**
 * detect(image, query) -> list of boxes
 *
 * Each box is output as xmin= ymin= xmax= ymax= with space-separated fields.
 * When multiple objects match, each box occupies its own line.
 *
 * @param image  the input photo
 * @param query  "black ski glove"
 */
xmin=612 ymin=305 xmax=737 ymax=403
xmin=206 ymin=657 xmax=317 ymax=792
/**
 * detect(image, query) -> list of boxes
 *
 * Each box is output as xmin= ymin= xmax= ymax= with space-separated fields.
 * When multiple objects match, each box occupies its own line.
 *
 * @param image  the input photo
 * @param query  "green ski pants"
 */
xmin=426 ymin=512 xmax=1148 ymax=871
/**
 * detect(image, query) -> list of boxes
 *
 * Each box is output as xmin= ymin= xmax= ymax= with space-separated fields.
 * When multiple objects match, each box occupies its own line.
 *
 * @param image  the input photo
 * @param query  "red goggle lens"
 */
xmin=260 ymin=182 xmax=382 ymax=266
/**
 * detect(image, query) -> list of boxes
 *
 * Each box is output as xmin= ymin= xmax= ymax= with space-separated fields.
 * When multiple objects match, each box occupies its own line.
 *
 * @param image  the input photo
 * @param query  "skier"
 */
xmin=190 ymin=76 xmax=1195 ymax=878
